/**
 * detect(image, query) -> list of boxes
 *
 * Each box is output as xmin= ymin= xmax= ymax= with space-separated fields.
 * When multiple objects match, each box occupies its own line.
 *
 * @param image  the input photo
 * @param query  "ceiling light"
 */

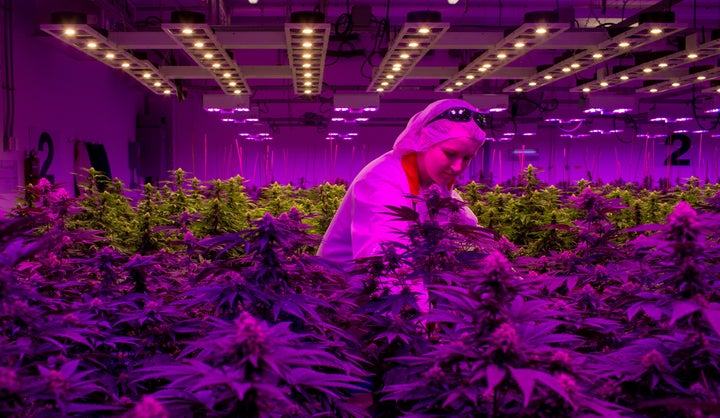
xmin=40 ymin=22 xmax=177 ymax=96
xmin=368 ymin=21 xmax=449 ymax=93
xmin=286 ymin=19 xmax=331 ymax=95
xmin=333 ymin=94 xmax=380 ymax=113
xmin=509 ymin=16 xmax=684 ymax=94
xmin=570 ymin=32 xmax=720 ymax=93
xmin=701 ymin=80 xmax=720 ymax=94
xmin=436 ymin=16 xmax=567 ymax=93
xmin=238 ymin=120 xmax=273 ymax=142
xmin=162 ymin=20 xmax=251 ymax=95
xmin=637 ymin=63 xmax=718 ymax=94
xmin=585 ymin=95 xmax=636 ymax=115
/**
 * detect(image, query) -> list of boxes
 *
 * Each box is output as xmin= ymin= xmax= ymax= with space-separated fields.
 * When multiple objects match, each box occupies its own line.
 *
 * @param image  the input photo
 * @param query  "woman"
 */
xmin=317 ymin=98 xmax=486 ymax=266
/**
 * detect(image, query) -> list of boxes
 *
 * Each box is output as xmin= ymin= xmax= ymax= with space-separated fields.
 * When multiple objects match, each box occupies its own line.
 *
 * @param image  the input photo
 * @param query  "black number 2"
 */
xmin=38 ymin=132 xmax=55 ymax=176
xmin=663 ymin=133 xmax=691 ymax=166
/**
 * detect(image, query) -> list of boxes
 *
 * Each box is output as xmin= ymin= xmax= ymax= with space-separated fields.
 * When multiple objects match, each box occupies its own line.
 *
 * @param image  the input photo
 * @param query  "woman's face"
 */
xmin=417 ymin=136 xmax=481 ymax=187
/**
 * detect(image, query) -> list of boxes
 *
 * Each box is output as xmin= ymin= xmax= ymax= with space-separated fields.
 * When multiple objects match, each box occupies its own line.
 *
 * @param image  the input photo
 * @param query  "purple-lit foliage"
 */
xmin=3 ymin=172 xmax=720 ymax=416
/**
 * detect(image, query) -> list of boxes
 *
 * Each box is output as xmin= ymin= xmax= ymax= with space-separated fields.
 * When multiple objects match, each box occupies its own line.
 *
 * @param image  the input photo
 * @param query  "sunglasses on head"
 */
xmin=424 ymin=107 xmax=487 ymax=129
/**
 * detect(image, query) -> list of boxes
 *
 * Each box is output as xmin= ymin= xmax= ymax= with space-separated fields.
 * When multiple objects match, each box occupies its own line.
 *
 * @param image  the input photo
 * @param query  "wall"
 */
xmin=0 ymin=0 xmax=145 ymax=212
xmin=171 ymin=93 xmax=720 ymax=189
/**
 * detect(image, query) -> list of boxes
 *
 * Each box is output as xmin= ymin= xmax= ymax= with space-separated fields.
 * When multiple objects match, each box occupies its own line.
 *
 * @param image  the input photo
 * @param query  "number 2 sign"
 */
xmin=664 ymin=133 xmax=691 ymax=166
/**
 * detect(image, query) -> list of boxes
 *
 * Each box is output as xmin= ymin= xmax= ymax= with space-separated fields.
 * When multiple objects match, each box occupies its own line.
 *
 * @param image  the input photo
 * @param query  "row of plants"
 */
xmin=21 ymin=167 xmax=720 ymax=258
xmin=1 ymin=170 xmax=719 ymax=416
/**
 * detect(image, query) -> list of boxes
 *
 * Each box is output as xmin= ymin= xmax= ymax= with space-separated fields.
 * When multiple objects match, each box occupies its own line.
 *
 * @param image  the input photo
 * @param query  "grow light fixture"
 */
xmin=203 ymin=94 xmax=250 ymax=113
xmin=238 ymin=120 xmax=273 ymax=141
xmin=637 ymin=62 xmax=720 ymax=94
xmin=560 ymin=133 xmax=590 ymax=139
xmin=584 ymin=95 xmax=636 ymax=115
xmin=463 ymin=94 xmax=509 ymax=113
xmin=544 ymin=118 xmax=585 ymax=124
xmin=161 ymin=22 xmax=251 ymax=95
xmin=647 ymin=104 xmax=693 ymax=123
xmin=285 ymin=22 xmax=331 ymax=95
xmin=504 ymin=15 xmax=684 ymax=93
xmin=699 ymin=95 xmax=720 ymax=113
xmin=367 ymin=21 xmax=449 ymax=93
xmin=333 ymin=94 xmax=380 ymax=113
xmin=326 ymin=120 xmax=359 ymax=140
xmin=701 ymin=86 xmax=720 ymax=94
xmin=572 ymin=32 xmax=720 ymax=93
xmin=501 ymin=131 xmax=536 ymax=140
xmin=40 ymin=23 xmax=177 ymax=96
xmin=436 ymin=16 xmax=568 ymax=93
xmin=331 ymin=116 xmax=370 ymax=123
xmin=701 ymin=79 xmax=720 ymax=95
xmin=512 ymin=148 xmax=540 ymax=161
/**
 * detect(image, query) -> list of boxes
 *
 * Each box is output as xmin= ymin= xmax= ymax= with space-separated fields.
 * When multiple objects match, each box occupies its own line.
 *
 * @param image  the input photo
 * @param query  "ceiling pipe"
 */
xmin=611 ymin=0 xmax=684 ymax=29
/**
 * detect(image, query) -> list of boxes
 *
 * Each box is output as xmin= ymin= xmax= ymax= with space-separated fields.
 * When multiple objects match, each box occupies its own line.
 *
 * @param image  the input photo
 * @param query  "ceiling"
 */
xmin=38 ymin=0 xmax=720 ymax=129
